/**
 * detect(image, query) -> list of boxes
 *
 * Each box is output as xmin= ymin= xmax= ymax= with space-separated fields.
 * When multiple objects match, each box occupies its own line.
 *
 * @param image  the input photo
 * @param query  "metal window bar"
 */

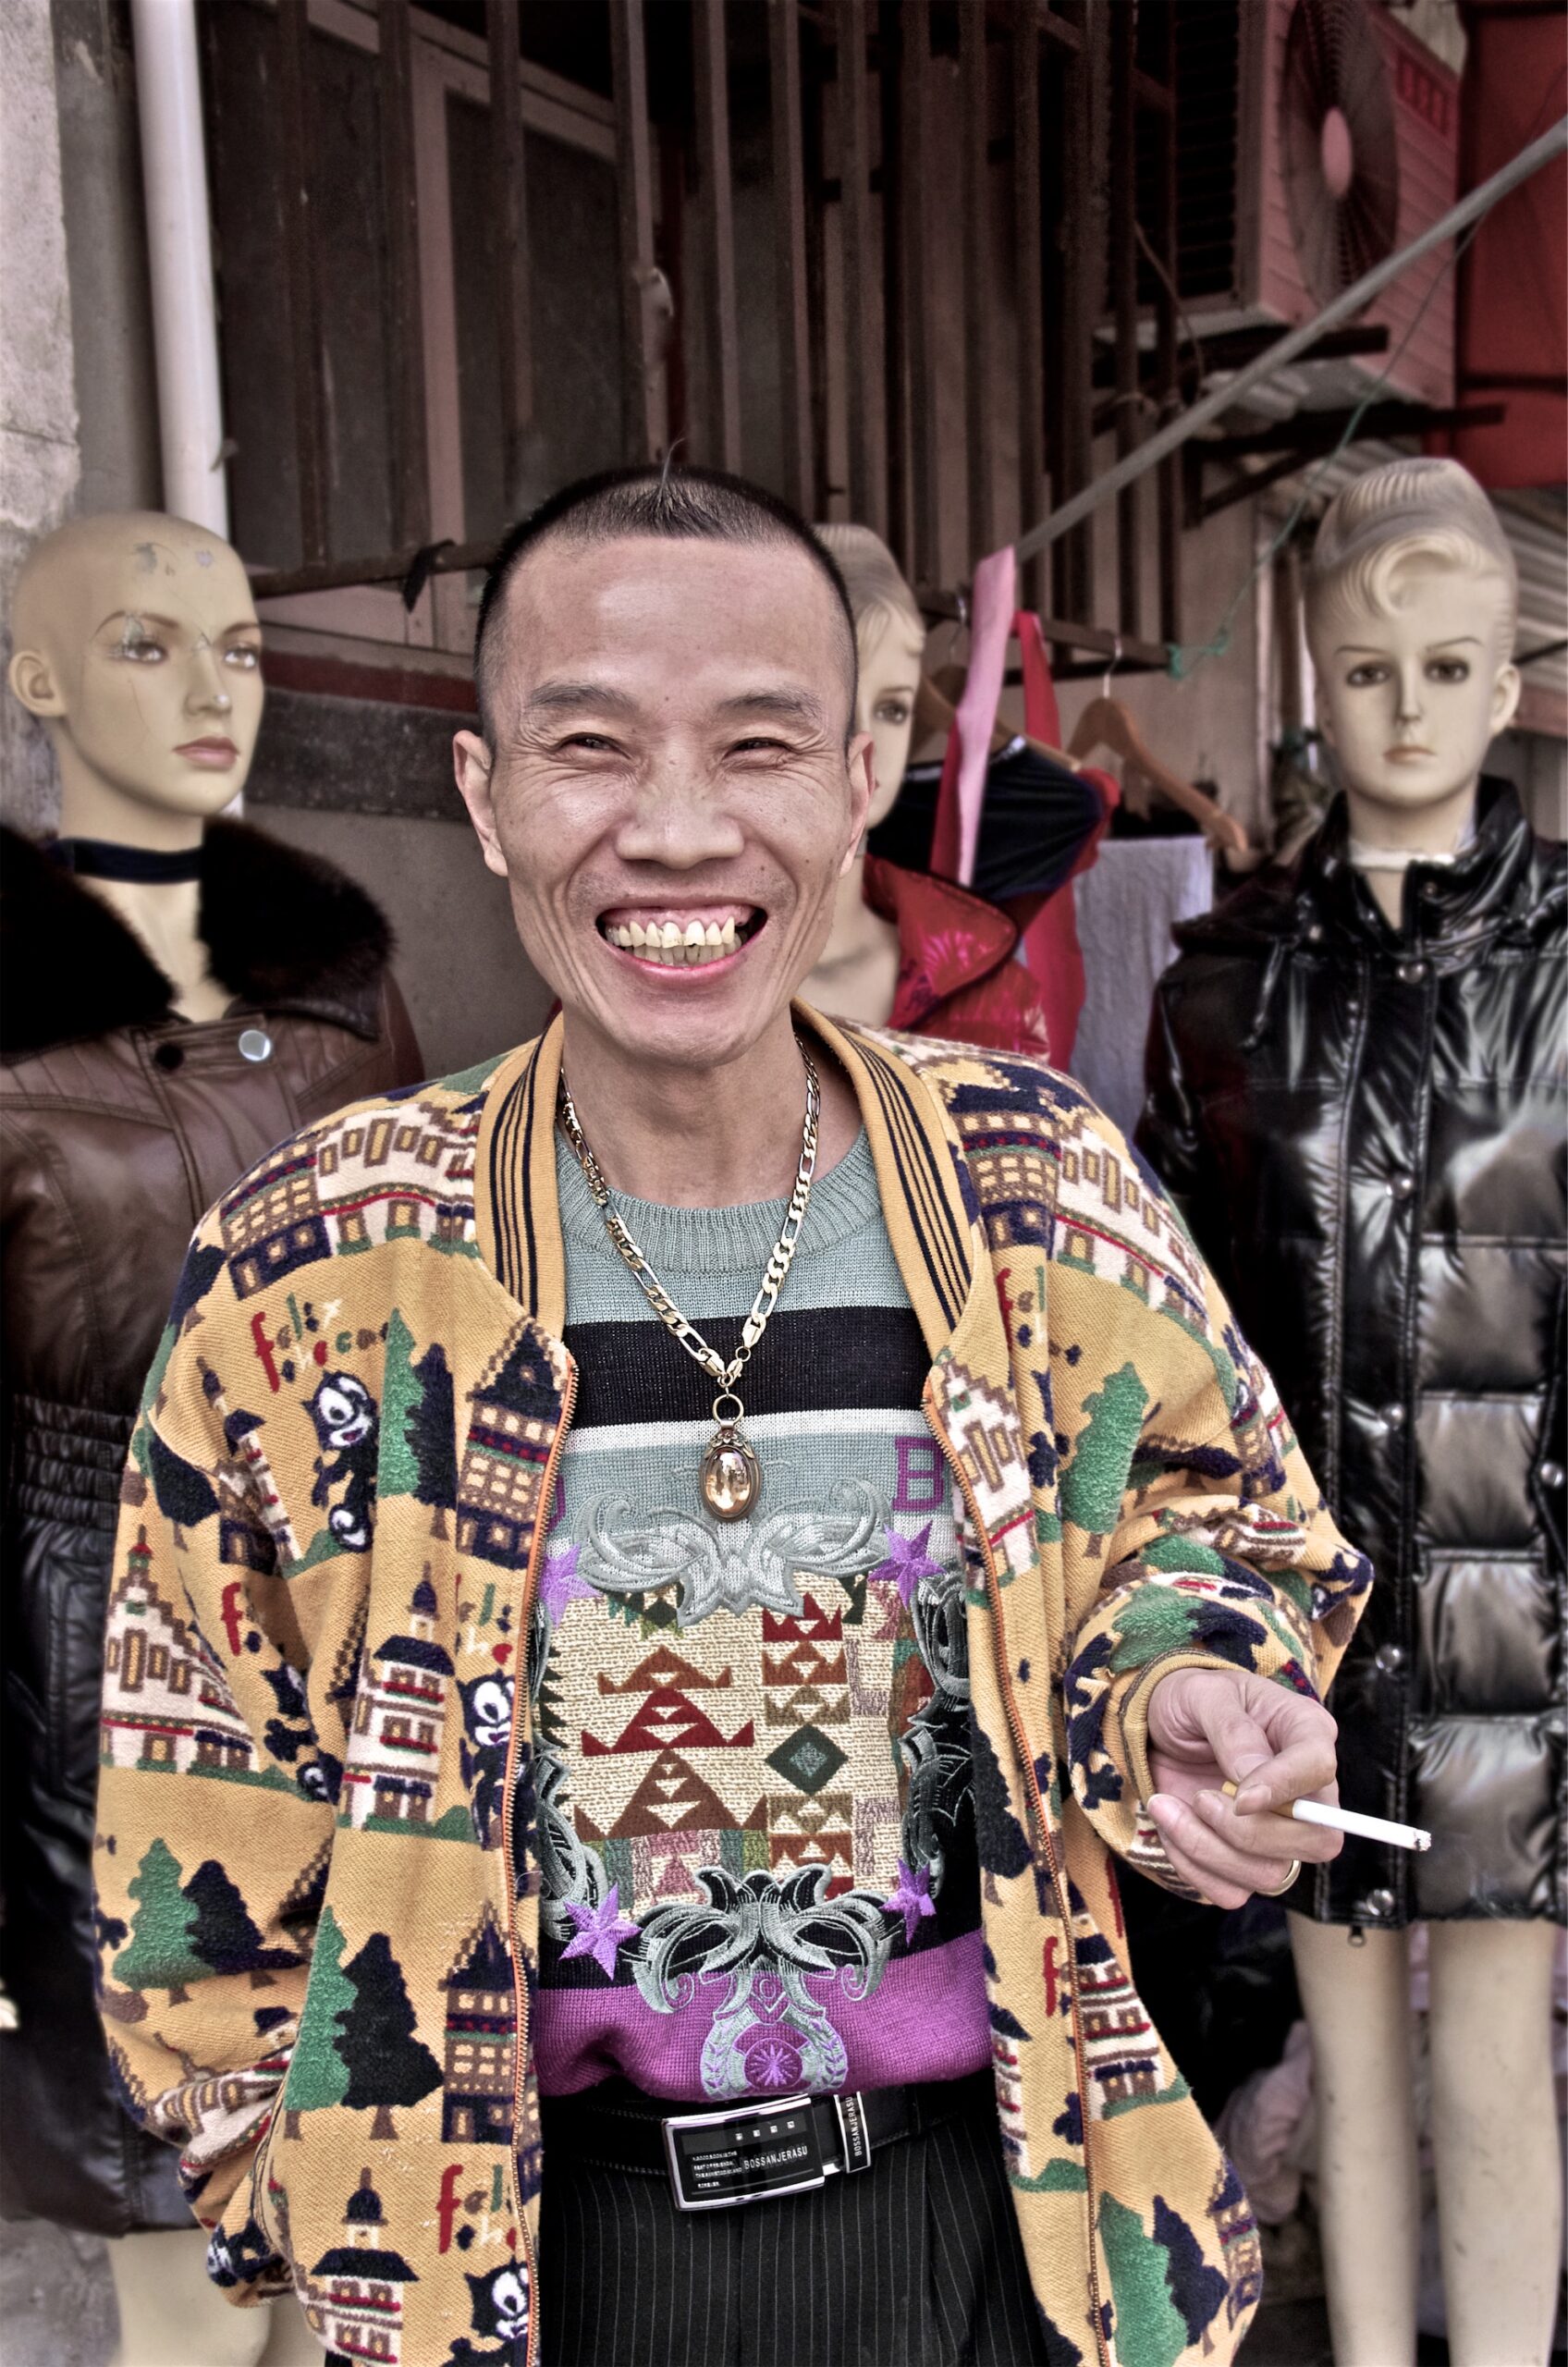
xmin=837 ymin=0 xmax=878 ymax=533
xmin=609 ymin=0 xmax=662 ymax=465
xmin=378 ymin=0 xmax=430 ymax=551
xmin=900 ymin=0 xmax=938 ymax=593
xmin=1012 ymin=0 xmax=1046 ymax=618
xmin=275 ymin=0 xmax=327 ymax=566
xmin=959 ymin=0 xmax=991 ymax=563
xmin=770 ymin=0 xmax=814 ymax=513
xmin=693 ymin=0 xmax=742 ymax=472
xmin=487 ymin=0 xmax=534 ymax=515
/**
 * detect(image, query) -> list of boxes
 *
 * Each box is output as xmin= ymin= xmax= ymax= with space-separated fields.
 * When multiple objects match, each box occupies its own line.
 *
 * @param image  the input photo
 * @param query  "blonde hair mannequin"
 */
xmin=802 ymin=524 xmax=926 ymax=1024
xmin=1291 ymin=458 xmax=1558 ymax=2367
xmin=1305 ymin=457 xmax=1521 ymax=926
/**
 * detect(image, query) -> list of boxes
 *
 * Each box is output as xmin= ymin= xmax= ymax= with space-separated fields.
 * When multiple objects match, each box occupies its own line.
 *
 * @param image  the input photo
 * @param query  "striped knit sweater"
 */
xmin=534 ymin=1129 xmax=987 ymax=2100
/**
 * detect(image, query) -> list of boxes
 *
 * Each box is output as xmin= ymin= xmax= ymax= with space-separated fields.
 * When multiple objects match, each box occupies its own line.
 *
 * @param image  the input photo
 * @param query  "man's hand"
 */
xmin=1144 ymin=1667 xmax=1342 ymax=1908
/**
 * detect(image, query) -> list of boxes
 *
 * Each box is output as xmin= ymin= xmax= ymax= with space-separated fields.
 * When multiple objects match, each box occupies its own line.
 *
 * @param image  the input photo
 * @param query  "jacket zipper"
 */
xmin=924 ymin=1391 xmax=1112 ymax=2367
xmin=500 ymin=1363 xmax=577 ymax=2367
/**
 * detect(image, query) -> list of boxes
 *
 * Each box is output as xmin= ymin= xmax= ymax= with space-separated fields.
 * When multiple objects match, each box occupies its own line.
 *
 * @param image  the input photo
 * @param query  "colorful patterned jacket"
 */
xmin=94 ymin=1012 xmax=1370 ymax=2367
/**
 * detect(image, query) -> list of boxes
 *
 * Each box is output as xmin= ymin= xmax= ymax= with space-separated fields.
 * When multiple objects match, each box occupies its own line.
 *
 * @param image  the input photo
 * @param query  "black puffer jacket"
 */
xmin=0 ymin=823 xmax=423 ymax=2232
xmin=1138 ymin=782 xmax=1564 ymax=1929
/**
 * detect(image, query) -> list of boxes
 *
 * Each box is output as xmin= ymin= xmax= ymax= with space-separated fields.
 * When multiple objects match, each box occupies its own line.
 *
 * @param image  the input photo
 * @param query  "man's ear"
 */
xmin=840 ymin=730 xmax=876 ymax=875
xmin=8 ymin=648 xmax=66 ymax=719
xmin=454 ymin=730 xmax=508 ymax=878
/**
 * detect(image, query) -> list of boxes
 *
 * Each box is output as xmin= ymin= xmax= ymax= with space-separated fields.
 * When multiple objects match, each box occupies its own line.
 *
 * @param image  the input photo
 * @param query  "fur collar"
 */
xmin=1 ymin=819 xmax=394 ymax=1060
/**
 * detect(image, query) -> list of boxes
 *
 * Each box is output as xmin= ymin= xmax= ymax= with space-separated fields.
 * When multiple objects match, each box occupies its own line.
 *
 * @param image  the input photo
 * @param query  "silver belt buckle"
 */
xmin=662 ymin=2095 xmax=827 ymax=2212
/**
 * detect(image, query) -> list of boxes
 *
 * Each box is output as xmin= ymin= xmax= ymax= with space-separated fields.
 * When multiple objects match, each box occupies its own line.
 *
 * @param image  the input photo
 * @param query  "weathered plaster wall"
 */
xmin=1 ymin=0 xmax=80 ymax=834
xmin=259 ymin=806 xmax=553 ymax=1083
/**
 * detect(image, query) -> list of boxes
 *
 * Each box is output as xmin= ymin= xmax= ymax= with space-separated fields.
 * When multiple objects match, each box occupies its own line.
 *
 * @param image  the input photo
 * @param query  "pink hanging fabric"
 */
xmin=928 ymin=547 xmax=1115 ymax=1067
xmin=952 ymin=547 xmax=1018 ymax=889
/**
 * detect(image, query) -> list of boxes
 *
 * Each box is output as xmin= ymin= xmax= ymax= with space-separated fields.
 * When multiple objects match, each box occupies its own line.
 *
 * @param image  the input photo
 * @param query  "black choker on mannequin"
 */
xmin=45 ymin=838 xmax=204 ymax=885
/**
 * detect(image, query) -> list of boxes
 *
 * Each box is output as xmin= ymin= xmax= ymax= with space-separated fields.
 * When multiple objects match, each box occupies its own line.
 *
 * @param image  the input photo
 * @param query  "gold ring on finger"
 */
xmin=1257 ymin=1858 xmax=1303 ymax=1898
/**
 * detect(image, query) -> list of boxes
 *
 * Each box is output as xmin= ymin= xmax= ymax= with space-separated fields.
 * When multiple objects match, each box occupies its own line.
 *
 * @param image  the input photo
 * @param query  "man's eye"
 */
xmin=1427 ymin=657 xmax=1470 ymax=683
xmin=225 ymin=644 xmax=261 ymax=670
xmin=558 ymin=733 xmax=619 ymax=754
xmin=729 ymin=736 xmax=790 ymax=756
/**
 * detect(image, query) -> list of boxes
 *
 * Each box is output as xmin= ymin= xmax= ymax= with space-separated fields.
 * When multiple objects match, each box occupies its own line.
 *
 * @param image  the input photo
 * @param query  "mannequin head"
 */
xmin=815 ymin=524 xmax=925 ymax=828
xmin=8 ymin=511 xmax=263 ymax=846
xmin=1305 ymin=459 xmax=1519 ymax=850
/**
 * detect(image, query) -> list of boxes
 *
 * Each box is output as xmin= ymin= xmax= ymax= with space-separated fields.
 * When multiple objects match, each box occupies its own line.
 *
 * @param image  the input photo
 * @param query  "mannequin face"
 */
xmin=8 ymin=515 xmax=264 ymax=833
xmin=1313 ymin=557 xmax=1519 ymax=843
xmin=856 ymin=611 xmax=925 ymax=830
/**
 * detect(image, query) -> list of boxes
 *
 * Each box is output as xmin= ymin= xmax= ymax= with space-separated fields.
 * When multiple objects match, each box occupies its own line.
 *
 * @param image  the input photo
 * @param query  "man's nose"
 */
xmin=614 ymin=767 xmax=745 ymax=868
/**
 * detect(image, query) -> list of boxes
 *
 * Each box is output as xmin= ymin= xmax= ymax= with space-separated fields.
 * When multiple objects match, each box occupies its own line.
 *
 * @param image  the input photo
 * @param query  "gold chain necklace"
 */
xmin=557 ymin=1043 xmax=820 ymax=1523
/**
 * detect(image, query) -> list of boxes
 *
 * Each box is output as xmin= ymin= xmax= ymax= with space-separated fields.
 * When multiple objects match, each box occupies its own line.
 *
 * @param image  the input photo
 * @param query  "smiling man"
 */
xmin=97 ymin=468 xmax=1369 ymax=2367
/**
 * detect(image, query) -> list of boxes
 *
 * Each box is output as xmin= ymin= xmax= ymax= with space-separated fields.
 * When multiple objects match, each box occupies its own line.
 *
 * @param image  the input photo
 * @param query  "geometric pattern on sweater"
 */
xmin=533 ymin=1134 xmax=985 ymax=2103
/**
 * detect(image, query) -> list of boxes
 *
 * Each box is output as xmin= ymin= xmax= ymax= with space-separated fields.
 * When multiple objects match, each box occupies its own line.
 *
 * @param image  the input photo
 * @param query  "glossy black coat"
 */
xmin=1139 ymin=784 xmax=1565 ymax=1928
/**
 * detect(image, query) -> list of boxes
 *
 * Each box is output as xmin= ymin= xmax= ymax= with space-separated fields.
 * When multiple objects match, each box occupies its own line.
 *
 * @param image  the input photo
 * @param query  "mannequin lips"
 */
xmin=1385 ymin=745 xmax=1435 ymax=762
xmin=175 ymin=736 xmax=239 ymax=769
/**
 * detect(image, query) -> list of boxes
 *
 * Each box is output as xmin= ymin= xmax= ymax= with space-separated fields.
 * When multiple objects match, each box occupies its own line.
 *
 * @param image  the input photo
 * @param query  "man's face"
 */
xmin=455 ymin=535 xmax=874 ymax=1073
xmin=1314 ymin=561 xmax=1518 ymax=825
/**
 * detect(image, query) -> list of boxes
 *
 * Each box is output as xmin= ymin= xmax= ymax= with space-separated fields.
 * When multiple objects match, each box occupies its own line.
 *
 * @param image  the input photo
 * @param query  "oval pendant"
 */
xmin=700 ymin=1427 xmax=761 ymax=1522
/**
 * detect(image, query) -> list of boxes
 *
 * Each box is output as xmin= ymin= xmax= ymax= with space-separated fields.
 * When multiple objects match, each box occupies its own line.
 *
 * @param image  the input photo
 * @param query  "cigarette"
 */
xmin=1289 ymin=1798 xmax=1430 ymax=1852
xmin=1219 ymin=1780 xmax=1431 ymax=1852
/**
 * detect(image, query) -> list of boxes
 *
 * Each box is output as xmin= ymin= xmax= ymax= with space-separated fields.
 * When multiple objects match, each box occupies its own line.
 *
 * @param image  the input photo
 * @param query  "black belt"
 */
xmin=542 ymin=2068 xmax=991 ymax=2214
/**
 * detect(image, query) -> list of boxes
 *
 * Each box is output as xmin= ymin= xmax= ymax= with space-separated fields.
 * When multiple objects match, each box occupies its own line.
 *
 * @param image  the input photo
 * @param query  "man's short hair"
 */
xmin=472 ymin=464 xmax=860 ymax=746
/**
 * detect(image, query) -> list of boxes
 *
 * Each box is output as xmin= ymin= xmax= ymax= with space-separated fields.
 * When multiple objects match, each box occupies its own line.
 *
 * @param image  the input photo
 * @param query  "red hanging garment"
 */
xmin=929 ymin=602 xmax=1117 ymax=1066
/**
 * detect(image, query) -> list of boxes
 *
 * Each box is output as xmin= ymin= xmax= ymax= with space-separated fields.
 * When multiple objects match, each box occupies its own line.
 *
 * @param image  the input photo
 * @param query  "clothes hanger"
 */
xmin=1067 ymin=694 xmax=1249 ymax=854
xmin=923 ymin=664 xmax=1082 ymax=772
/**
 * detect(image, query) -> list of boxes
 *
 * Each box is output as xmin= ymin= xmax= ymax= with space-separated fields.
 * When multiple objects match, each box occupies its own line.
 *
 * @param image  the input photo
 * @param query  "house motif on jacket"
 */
xmin=440 ymin=1906 xmax=516 ymax=2144
xmin=100 ymin=1529 xmax=254 ymax=1778
xmin=1209 ymin=2157 xmax=1264 ymax=2320
xmin=1074 ymin=1929 xmax=1173 ymax=2118
xmin=342 ymin=1574 xmax=453 ymax=1828
xmin=305 ymin=2169 xmax=417 ymax=2365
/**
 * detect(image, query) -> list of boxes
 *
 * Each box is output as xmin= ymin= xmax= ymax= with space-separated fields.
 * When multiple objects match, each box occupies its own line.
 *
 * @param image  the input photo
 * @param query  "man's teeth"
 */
xmin=603 ymin=916 xmax=744 ymax=965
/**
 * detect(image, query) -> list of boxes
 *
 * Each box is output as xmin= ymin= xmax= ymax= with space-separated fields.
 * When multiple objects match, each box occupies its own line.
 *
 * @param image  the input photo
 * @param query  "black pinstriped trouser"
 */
xmin=537 ymin=2078 xmax=1056 ymax=2367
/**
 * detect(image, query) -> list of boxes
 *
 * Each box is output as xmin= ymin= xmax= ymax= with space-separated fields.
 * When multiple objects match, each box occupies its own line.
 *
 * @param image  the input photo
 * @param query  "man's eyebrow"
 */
xmin=713 ymin=687 xmax=827 ymax=727
xmin=525 ymin=681 xmax=641 ymax=717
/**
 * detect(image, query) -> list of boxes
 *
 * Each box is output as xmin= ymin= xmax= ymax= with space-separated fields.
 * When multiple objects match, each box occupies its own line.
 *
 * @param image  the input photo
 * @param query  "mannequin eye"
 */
xmin=874 ymin=699 xmax=912 ymax=727
xmin=1427 ymin=656 xmax=1470 ymax=683
xmin=224 ymin=644 xmax=262 ymax=670
xmin=1344 ymin=661 xmax=1390 ymax=688
xmin=115 ymin=637 xmax=167 ymax=665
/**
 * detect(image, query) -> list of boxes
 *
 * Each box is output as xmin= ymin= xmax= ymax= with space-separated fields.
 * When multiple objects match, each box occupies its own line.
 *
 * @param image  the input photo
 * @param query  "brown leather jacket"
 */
xmin=0 ymin=821 xmax=423 ymax=2233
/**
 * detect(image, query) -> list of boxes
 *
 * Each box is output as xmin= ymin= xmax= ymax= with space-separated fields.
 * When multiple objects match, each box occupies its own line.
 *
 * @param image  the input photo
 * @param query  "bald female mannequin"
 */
xmin=9 ymin=511 xmax=265 ymax=1017
xmin=6 ymin=514 xmax=326 ymax=2366
xmin=802 ymin=524 xmax=925 ymax=1024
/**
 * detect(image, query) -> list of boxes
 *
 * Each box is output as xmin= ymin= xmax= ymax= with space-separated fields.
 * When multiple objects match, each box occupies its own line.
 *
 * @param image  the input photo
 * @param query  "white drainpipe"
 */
xmin=131 ymin=0 xmax=229 ymax=535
